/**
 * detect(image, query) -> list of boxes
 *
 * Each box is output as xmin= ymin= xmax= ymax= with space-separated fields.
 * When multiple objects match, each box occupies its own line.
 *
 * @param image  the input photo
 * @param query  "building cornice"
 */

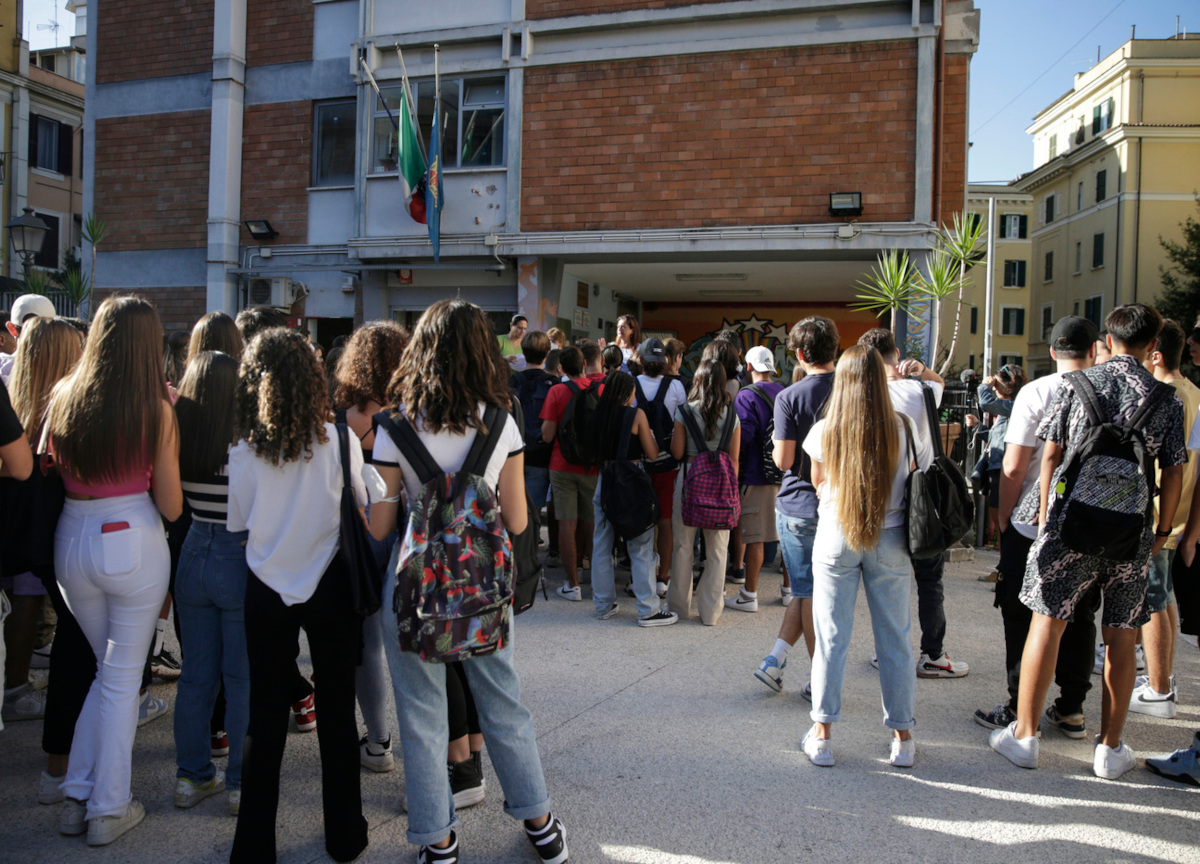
xmin=0 ymin=68 xmax=84 ymax=110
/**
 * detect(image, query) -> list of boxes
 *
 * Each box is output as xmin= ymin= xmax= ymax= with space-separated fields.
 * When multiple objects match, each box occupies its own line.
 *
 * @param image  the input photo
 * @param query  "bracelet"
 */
xmin=380 ymin=494 xmax=402 ymax=504
xmin=1155 ymin=527 xmax=1173 ymax=538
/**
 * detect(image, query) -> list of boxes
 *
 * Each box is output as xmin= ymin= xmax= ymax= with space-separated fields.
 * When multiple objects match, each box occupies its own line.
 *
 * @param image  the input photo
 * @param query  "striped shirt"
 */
xmin=182 ymin=465 xmax=230 ymax=524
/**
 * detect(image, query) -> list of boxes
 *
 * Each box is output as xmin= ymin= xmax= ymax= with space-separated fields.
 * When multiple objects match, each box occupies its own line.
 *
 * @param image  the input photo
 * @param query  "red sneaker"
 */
xmin=211 ymin=731 xmax=230 ymax=758
xmin=291 ymin=693 xmax=316 ymax=732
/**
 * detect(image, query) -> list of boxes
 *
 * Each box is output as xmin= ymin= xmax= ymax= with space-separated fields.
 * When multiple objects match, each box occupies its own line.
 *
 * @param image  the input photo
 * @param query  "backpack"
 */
xmin=378 ymin=405 xmax=514 ymax=663
xmin=904 ymin=386 xmax=976 ymax=559
xmin=557 ymin=379 xmax=601 ymax=466
xmin=599 ymin=407 xmax=660 ymax=540
xmin=504 ymin=399 xmax=547 ymax=615
xmin=634 ymin=377 xmax=679 ymax=473
xmin=1050 ymin=372 xmax=1171 ymax=562
xmin=744 ymin=384 xmax=784 ymax=486
xmin=679 ymin=405 xmax=741 ymax=530
xmin=513 ymin=369 xmax=557 ymax=458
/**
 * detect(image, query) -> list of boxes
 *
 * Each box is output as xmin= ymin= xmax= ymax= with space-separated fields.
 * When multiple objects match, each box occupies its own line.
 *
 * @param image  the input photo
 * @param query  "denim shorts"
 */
xmin=1146 ymin=548 xmax=1175 ymax=613
xmin=776 ymin=512 xmax=818 ymax=599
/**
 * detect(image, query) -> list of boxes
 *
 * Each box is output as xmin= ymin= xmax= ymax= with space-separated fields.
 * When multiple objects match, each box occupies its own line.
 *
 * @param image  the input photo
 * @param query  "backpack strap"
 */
xmin=679 ymin=404 xmax=711 ymax=454
xmin=374 ymin=410 xmax=442 ymax=487
xmin=634 ymin=379 xmax=650 ymax=411
xmin=899 ymin=414 xmax=918 ymax=470
xmin=461 ymin=404 xmax=506 ymax=477
xmin=1128 ymin=381 xmax=1172 ymax=435
xmin=615 ymin=407 xmax=637 ymax=462
xmin=747 ymin=384 xmax=775 ymax=411
xmin=920 ymin=384 xmax=945 ymax=459
xmin=1063 ymin=371 xmax=1107 ymax=430
xmin=717 ymin=406 xmax=737 ymax=451
xmin=335 ymin=423 xmax=353 ymax=491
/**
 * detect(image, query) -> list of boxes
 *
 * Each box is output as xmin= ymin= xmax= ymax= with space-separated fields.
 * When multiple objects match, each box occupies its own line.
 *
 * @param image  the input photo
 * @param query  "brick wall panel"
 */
xmin=529 ymin=0 xmax=731 ymax=18
xmin=94 ymin=112 xmax=211 ymax=252
xmin=521 ymin=43 xmax=917 ymax=231
xmin=97 ymin=0 xmax=214 ymax=84
xmin=240 ymin=101 xmax=312 ymax=244
xmin=246 ymin=0 xmax=313 ymax=66
xmin=939 ymin=53 xmax=970 ymax=225
xmin=95 ymin=288 xmax=207 ymax=333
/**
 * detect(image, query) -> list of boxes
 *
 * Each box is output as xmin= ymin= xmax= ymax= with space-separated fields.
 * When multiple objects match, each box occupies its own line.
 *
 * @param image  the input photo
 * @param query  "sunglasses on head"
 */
xmin=997 ymin=365 xmax=1014 ymax=384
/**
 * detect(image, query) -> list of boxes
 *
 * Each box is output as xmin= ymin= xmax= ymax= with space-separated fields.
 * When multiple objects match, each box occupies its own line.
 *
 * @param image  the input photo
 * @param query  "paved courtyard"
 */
xmin=2 ymin=548 xmax=1198 ymax=863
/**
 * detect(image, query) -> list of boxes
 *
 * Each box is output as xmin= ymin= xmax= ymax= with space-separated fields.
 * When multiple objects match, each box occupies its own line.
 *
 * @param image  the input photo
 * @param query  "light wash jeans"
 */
xmin=356 ymin=518 xmax=396 ymax=744
xmin=54 ymin=493 xmax=171 ymax=819
xmin=174 ymin=521 xmax=250 ymax=790
xmin=776 ymin=512 xmax=819 ymax=599
xmin=381 ymin=547 xmax=552 ymax=846
xmin=810 ymin=524 xmax=915 ymax=731
xmin=591 ymin=474 xmax=659 ymax=619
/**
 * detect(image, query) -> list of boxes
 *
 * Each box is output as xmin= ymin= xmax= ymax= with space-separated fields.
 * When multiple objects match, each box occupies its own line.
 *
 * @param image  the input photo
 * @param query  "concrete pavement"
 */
xmin=2 ymin=548 xmax=1198 ymax=863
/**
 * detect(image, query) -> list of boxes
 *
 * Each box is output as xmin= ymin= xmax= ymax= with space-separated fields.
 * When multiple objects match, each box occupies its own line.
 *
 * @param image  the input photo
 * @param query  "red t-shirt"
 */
xmin=541 ymin=376 xmax=599 ymax=475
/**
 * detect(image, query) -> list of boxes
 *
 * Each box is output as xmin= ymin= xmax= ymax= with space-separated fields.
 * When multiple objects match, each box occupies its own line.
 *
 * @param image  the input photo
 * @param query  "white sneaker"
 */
xmin=656 ymin=581 xmax=668 ymax=597
xmin=87 ymin=798 xmax=146 ymax=846
xmin=889 ymin=737 xmax=915 ymax=768
xmin=2 ymin=683 xmax=47 ymax=722
xmin=360 ymin=735 xmax=395 ymax=772
xmin=555 ymin=583 xmax=582 ymax=602
xmin=990 ymin=721 xmax=1039 ymax=769
xmin=801 ymin=729 xmax=834 ymax=767
xmin=1129 ymin=681 xmax=1177 ymax=719
xmin=38 ymin=770 xmax=64 ymax=805
xmin=60 ymin=797 xmax=87 ymax=836
xmin=917 ymin=652 xmax=970 ymax=679
xmin=781 ymin=586 xmax=794 ymax=607
xmin=174 ymin=771 xmax=226 ymax=808
xmin=228 ymin=789 xmax=241 ymax=817
xmin=596 ymin=602 xmax=619 ymax=620
xmin=1092 ymin=642 xmax=1105 ymax=676
xmin=1094 ymin=738 xmax=1136 ymax=780
xmin=1136 ymin=644 xmax=1147 ymax=673
xmin=137 ymin=692 xmax=168 ymax=727
xmin=723 ymin=590 xmax=758 ymax=612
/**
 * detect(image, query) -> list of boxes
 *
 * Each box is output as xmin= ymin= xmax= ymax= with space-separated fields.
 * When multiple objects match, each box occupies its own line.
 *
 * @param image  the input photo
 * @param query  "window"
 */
xmin=1041 ymin=304 xmax=1054 ymax=341
xmin=1084 ymin=295 xmax=1102 ymax=327
xmin=32 ymin=212 xmax=60 ymax=269
xmin=1044 ymin=251 xmax=1054 ymax=282
xmin=1003 ymin=260 xmax=1027 ymax=288
xmin=1093 ymin=232 xmax=1105 ymax=268
xmin=1077 ymin=182 xmax=1083 ymax=211
xmin=1044 ymin=194 xmax=1055 ymax=224
xmin=371 ymin=76 xmax=506 ymax=174
xmin=968 ymin=354 xmax=976 ymax=372
xmin=1049 ymin=134 xmax=1057 ymax=159
xmin=1074 ymin=241 xmax=1082 ymax=274
xmin=999 ymin=353 xmax=1023 ymax=369
xmin=1001 ymin=307 xmax=1025 ymax=336
xmin=313 ymin=100 xmax=356 ymax=187
xmin=1092 ymin=97 xmax=1114 ymax=134
xmin=1095 ymin=169 xmax=1107 ymax=202
xmin=1000 ymin=214 xmax=1027 ymax=239
xmin=29 ymin=113 xmax=72 ymax=174
xmin=970 ymin=306 xmax=978 ymax=334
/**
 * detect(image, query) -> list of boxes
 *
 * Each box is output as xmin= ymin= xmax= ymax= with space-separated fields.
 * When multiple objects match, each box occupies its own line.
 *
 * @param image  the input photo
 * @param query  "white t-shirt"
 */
xmin=0 ymin=352 xmax=13 ymax=386
xmin=372 ymin=405 xmax=524 ymax=505
xmin=1003 ymin=372 xmax=1063 ymax=538
xmin=227 ymin=423 xmax=368 ymax=606
xmin=634 ymin=374 xmax=687 ymax=419
xmin=803 ymin=415 xmax=934 ymax=530
xmin=886 ymin=378 xmax=943 ymax=457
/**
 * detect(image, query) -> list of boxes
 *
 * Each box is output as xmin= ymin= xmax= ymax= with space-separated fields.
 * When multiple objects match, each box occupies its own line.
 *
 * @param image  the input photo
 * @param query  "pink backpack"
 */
xmin=679 ymin=406 xmax=740 ymax=530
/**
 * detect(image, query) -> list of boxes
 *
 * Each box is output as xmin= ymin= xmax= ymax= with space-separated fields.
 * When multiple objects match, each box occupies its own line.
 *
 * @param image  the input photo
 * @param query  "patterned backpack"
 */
xmin=377 ymin=405 xmax=514 ymax=663
xmin=679 ymin=405 xmax=741 ymax=530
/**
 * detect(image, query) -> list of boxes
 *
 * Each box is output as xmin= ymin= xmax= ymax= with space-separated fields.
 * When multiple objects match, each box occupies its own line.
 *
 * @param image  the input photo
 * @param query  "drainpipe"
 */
xmin=206 ymin=0 xmax=247 ymax=313
xmin=1131 ymin=71 xmax=1144 ymax=302
xmin=933 ymin=4 xmax=945 ymax=225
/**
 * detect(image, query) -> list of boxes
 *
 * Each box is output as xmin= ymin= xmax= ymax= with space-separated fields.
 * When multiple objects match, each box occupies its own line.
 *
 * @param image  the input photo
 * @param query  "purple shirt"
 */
xmin=735 ymin=381 xmax=785 ymax=486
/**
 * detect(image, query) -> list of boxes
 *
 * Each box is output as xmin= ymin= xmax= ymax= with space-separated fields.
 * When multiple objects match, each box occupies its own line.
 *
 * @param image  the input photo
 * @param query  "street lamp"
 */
xmin=7 ymin=207 xmax=49 ymax=283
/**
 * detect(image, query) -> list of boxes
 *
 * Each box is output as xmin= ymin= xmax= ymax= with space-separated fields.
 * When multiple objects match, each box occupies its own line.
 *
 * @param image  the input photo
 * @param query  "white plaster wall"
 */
xmin=561 ymin=268 xmax=619 ymax=341
xmin=365 ymin=170 xmax=507 ymax=238
xmin=371 ymin=1 xmax=513 ymax=37
xmin=308 ymin=188 xmax=356 ymax=245
xmin=314 ymin=1 xmax=358 ymax=62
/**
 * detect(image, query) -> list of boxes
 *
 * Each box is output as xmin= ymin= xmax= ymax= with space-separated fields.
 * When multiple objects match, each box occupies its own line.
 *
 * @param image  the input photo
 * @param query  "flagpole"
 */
xmin=394 ymin=44 xmax=427 ymax=162
xmin=358 ymin=56 xmax=399 ymax=134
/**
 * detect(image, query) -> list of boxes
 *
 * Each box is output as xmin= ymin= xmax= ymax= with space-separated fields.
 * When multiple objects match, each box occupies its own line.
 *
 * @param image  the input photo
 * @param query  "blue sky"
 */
xmin=968 ymin=0 xmax=1194 ymax=183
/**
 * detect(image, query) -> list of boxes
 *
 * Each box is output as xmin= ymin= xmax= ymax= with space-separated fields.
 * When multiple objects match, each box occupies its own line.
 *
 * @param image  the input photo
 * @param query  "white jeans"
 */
xmin=54 ymin=493 xmax=170 ymax=819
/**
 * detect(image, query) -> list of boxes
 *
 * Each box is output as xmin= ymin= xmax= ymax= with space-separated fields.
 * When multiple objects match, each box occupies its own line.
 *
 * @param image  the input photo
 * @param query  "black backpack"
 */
xmin=599 ymin=408 xmax=660 ymax=540
xmin=558 ymin=379 xmax=601 ymax=466
xmin=744 ymin=384 xmax=784 ymax=486
xmin=513 ymin=369 xmax=557 ymax=458
xmin=1051 ymin=372 xmax=1170 ymax=561
xmin=904 ymin=386 xmax=975 ymax=560
xmin=506 ymin=398 xmax=548 ymax=613
xmin=634 ymin=377 xmax=679 ymax=473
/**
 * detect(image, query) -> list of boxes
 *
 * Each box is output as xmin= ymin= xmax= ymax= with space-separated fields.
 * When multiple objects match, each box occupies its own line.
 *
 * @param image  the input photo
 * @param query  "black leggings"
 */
xmin=39 ymin=569 xmax=96 ymax=756
xmin=446 ymin=661 xmax=480 ymax=742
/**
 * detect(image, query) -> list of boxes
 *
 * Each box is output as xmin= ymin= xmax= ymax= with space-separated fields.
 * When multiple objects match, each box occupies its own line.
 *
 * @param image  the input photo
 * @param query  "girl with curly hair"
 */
xmin=368 ymin=299 xmax=568 ymax=864
xmin=227 ymin=328 xmax=368 ymax=863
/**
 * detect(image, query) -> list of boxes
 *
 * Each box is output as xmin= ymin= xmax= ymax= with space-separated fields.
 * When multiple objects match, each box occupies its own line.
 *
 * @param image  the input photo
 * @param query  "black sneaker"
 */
xmin=418 ymin=831 xmax=459 ymax=864
xmin=448 ymin=752 xmax=485 ymax=809
xmin=974 ymin=703 xmax=1016 ymax=730
xmin=525 ymin=814 xmax=568 ymax=864
xmin=151 ymin=648 xmax=182 ymax=681
xmin=637 ymin=610 xmax=679 ymax=628
xmin=1043 ymin=704 xmax=1087 ymax=740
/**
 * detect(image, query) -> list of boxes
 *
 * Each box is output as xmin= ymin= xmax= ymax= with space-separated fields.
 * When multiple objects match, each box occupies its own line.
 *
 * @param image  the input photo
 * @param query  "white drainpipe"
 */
xmin=206 ymin=0 xmax=247 ymax=313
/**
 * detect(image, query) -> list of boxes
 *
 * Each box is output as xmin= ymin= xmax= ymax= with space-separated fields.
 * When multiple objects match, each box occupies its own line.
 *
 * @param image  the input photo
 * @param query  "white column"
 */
xmin=206 ymin=0 xmax=247 ymax=313
xmin=913 ymin=34 xmax=936 ymax=224
xmin=982 ymin=196 xmax=995 ymax=378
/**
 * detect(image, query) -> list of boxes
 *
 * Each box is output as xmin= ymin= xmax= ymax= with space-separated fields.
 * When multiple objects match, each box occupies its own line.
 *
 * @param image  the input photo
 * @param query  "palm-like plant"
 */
xmin=81 ymin=214 xmax=108 ymax=321
xmin=914 ymin=245 xmax=959 ymax=372
xmin=850 ymin=249 xmax=919 ymax=332
xmin=23 ymin=268 xmax=51 ymax=296
xmin=60 ymin=266 xmax=89 ymax=318
xmin=933 ymin=212 xmax=985 ymax=376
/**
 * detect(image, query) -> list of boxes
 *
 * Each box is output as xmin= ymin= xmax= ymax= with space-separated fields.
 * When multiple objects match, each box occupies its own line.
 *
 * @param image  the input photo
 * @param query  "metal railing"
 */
xmin=0 ymin=290 xmax=80 ymax=318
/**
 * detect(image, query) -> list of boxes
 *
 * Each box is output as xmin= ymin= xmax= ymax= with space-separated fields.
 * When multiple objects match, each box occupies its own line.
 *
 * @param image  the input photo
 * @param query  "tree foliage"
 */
xmin=1155 ymin=196 xmax=1200 ymax=328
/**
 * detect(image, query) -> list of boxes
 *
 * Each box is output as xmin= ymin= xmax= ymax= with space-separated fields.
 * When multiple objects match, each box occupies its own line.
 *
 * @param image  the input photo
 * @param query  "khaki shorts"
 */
xmin=738 ymin=484 xmax=779 ymax=544
xmin=550 ymin=469 xmax=598 ymax=523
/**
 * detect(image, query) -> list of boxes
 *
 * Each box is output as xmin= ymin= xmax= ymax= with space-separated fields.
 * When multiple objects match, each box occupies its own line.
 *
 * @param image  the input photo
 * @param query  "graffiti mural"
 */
xmin=681 ymin=315 xmax=792 ymax=379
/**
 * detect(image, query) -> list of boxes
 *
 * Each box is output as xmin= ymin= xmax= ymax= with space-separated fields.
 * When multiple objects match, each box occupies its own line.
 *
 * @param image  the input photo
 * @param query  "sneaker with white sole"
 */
xmin=917 ymin=652 xmax=969 ymax=679
xmin=869 ymin=654 xmax=879 ymax=670
xmin=974 ymin=703 xmax=1017 ymax=731
xmin=291 ymin=692 xmax=317 ymax=732
xmin=360 ymin=735 xmax=395 ymax=772
xmin=801 ymin=729 xmax=834 ymax=767
xmin=1094 ymin=738 xmax=1136 ymax=780
xmin=555 ymin=583 xmax=582 ymax=602
xmin=2 ymin=683 xmax=46 ymax=722
xmin=38 ymin=770 xmax=64 ymax=805
xmin=228 ymin=789 xmax=242 ymax=816
xmin=211 ymin=731 xmax=230 ymax=758
xmin=724 ymin=590 xmax=758 ymax=612
xmin=150 ymin=648 xmax=182 ymax=681
xmin=525 ymin=813 xmax=569 ymax=864
xmin=727 ymin=568 xmax=746 ymax=585
xmin=889 ymin=737 xmax=915 ymax=768
xmin=754 ymin=656 xmax=786 ymax=693
xmin=1043 ymin=704 xmax=1087 ymax=739
xmin=137 ymin=692 xmax=168 ymax=727
xmin=419 ymin=832 xmax=460 ymax=864
xmin=174 ymin=771 xmax=226 ymax=808
xmin=637 ymin=609 xmax=678 ymax=627
xmin=596 ymin=602 xmax=619 ymax=620
xmin=781 ymin=586 xmax=794 ymax=607
xmin=990 ymin=721 xmax=1039 ymax=769
xmin=60 ymin=797 xmax=87 ymax=836
xmin=800 ymin=681 xmax=812 ymax=702
xmin=449 ymin=752 xmax=486 ymax=809
xmin=1129 ymin=681 xmax=1177 ymax=719
xmin=1145 ymin=731 xmax=1200 ymax=787
xmin=88 ymin=798 xmax=146 ymax=846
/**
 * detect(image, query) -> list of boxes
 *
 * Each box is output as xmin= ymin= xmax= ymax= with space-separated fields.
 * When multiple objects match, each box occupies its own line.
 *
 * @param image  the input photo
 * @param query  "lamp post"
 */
xmin=7 ymin=207 xmax=49 ymax=283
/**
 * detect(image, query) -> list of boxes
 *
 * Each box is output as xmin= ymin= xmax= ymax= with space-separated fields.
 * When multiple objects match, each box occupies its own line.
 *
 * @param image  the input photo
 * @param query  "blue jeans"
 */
xmin=525 ymin=466 xmax=551 ymax=508
xmin=810 ymin=524 xmax=915 ymax=731
xmin=591 ymin=474 xmax=659 ymax=619
xmin=380 ymin=547 xmax=552 ymax=846
xmin=356 ymin=514 xmax=395 ymax=743
xmin=173 ymin=522 xmax=251 ymax=790
xmin=777 ymin=513 xmax=819 ymax=599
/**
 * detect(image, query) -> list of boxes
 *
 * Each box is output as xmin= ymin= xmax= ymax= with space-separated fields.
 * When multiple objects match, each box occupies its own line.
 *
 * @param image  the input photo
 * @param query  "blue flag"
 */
xmin=425 ymin=106 xmax=443 ymax=262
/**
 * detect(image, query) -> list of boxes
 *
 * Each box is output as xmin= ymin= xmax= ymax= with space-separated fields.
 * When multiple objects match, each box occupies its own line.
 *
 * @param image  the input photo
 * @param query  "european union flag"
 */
xmin=426 ymin=104 xmax=443 ymax=262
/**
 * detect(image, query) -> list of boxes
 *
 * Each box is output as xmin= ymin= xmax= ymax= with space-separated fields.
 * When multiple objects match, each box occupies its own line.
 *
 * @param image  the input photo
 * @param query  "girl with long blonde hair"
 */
xmin=800 ymin=345 xmax=932 ymax=769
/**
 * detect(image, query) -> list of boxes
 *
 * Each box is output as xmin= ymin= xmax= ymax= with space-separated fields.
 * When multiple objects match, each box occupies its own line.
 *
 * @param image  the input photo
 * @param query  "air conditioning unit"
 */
xmin=247 ymin=276 xmax=293 ymax=308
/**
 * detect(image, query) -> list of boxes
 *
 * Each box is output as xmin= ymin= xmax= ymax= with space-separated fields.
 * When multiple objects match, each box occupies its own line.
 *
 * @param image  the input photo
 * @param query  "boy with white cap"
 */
xmin=0 ymin=294 xmax=57 ymax=384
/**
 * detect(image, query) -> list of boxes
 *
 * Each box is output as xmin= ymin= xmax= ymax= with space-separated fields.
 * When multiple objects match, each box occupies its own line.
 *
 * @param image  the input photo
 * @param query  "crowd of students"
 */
xmin=1 ymin=293 xmax=1197 ymax=862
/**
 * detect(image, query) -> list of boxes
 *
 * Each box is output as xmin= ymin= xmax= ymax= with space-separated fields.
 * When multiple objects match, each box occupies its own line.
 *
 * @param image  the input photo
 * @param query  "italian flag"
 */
xmin=398 ymin=88 xmax=427 ymax=225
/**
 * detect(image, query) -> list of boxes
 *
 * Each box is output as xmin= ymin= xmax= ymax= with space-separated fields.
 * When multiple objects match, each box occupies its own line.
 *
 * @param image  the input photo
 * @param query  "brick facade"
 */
xmin=240 ymin=101 xmax=313 ymax=245
xmin=96 ymin=0 xmax=214 ymax=85
xmin=939 ymin=53 xmax=970 ymax=226
xmin=94 ymin=112 xmax=211 ymax=252
xmin=246 ymin=0 xmax=313 ymax=67
xmin=528 ymin=0 xmax=729 ymax=18
xmin=95 ymin=288 xmax=208 ymax=333
xmin=521 ymin=42 xmax=917 ymax=232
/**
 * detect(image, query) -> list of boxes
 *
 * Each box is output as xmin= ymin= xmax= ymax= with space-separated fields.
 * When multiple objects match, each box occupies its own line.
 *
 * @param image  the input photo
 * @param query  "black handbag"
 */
xmin=904 ymin=388 xmax=975 ymax=560
xmin=335 ymin=424 xmax=383 ymax=618
xmin=0 ymin=452 xmax=66 ymax=579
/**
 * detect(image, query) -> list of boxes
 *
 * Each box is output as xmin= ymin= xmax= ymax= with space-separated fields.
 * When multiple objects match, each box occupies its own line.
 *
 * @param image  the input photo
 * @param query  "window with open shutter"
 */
xmin=1093 ymin=233 xmax=1105 ymax=268
xmin=1096 ymin=169 xmax=1107 ymax=202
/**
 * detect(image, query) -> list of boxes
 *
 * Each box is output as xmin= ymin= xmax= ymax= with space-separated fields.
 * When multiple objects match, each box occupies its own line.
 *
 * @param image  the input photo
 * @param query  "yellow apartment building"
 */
xmin=1014 ymin=34 xmax=1200 ymax=377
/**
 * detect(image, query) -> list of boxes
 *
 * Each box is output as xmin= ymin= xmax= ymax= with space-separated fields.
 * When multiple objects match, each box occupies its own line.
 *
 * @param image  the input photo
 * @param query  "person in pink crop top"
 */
xmin=43 ymin=296 xmax=182 ymax=846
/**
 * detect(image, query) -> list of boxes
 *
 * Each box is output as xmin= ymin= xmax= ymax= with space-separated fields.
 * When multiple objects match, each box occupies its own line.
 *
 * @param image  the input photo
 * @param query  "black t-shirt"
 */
xmin=0 ymin=380 xmax=25 ymax=448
